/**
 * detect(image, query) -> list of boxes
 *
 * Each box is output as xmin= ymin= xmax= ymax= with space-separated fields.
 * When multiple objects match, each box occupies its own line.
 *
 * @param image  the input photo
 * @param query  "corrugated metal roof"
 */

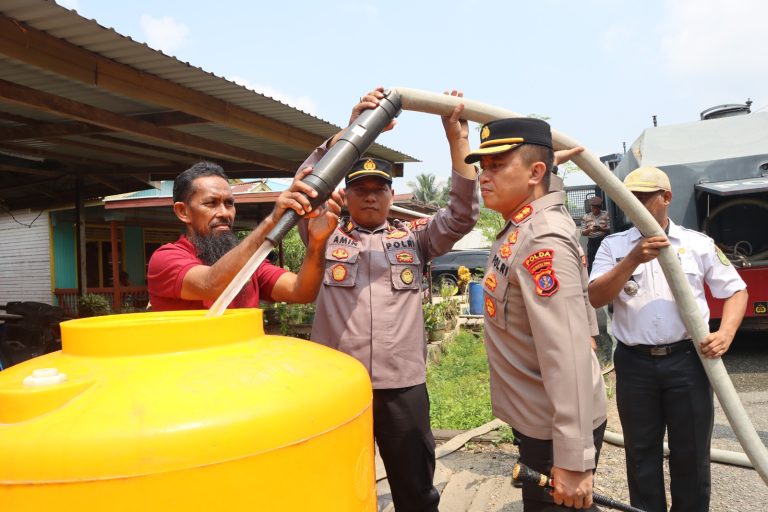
xmin=0 ymin=0 xmax=416 ymax=210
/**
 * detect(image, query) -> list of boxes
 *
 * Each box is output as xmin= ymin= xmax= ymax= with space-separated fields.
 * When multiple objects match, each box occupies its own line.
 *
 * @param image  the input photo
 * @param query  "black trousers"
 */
xmin=513 ymin=421 xmax=607 ymax=512
xmin=615 ymin=342 xmax=713 ymax=512
xmin=374 ymin=383 xmax=440 ymax=512
xmin=586 ymin=237 xmax=604 ymax=275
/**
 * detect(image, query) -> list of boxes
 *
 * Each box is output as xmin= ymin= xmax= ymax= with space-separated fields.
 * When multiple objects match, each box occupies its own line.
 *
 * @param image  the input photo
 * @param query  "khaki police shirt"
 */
xmin=582 ymin=211 xmax=610 ymax=239
xmin=297 ymin=144 xmax=480 ymax=389
xmin=482 ymin=191 xmax=607 ymax=471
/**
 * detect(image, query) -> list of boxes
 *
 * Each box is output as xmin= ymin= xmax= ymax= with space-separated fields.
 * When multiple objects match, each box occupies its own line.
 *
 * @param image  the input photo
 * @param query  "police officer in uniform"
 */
xmin=588 ymin=166 xmax=748 ymax=512
xmin=581 ymin=196 xmax=610 ymax=274
xmin=465 ymin=118 xmax=607 ymax=511
xmin=297 ymin=89 xmax=480 ymax=512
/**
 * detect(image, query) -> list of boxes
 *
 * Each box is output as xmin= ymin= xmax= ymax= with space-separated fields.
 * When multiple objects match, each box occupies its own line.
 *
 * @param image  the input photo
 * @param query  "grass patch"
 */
xmin=427 ymin=330 xmax=495 ymax=429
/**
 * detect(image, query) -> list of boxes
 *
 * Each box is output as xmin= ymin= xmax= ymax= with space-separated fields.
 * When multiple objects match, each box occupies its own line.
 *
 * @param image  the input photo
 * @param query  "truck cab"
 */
xmin=607 ymin=103 xmax=768 ymax=331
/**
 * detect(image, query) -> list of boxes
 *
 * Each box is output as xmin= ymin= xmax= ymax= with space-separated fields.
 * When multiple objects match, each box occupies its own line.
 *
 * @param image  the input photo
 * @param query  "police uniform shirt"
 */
xmin=581 ymin=211 xmax=610 ymax=239
xmin=297 ymin=143 xmax=480 ymax=390
xmin=590 ymin=220 xmax=746 ymax=346
xmin=482 ymin=191 xmax=607 ymax=472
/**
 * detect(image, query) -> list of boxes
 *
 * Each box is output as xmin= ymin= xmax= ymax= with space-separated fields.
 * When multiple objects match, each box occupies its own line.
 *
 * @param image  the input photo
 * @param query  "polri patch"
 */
xmin=400 ymin=268 xmax=415 ymax=284
xmin=331 ymin=264 xmax=347 ymax=282
xmin=331 ymin=248 xmax=349 ymax=260
xmin=396 ymin=251 xmax=415 ymax=263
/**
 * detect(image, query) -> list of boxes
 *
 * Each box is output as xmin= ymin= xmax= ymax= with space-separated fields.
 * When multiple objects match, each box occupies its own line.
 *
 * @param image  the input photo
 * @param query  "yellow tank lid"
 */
xmin=0 ymin=309 xmax=371 ymax=483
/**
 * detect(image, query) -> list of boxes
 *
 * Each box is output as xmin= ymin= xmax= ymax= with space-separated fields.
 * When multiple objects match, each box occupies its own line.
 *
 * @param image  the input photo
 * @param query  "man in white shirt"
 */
xmin=587 ymin=166 xmax=748 ymax=512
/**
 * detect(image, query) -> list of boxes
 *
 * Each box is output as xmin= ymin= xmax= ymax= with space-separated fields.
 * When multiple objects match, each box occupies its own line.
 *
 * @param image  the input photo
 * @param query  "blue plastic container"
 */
xmin=468 ymin=281 xmax=484 ymax=315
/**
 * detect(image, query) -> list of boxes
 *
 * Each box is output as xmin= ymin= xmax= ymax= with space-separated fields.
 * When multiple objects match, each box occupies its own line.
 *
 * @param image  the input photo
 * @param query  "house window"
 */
xmin=85 ymin=240 xmax=123 ymax=288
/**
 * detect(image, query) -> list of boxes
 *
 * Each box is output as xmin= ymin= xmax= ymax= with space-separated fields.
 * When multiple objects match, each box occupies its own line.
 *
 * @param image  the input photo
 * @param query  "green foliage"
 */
xmin=281 ymin=227 xmax=306 ymax=273
xmin=439 ymin=285 xmax=460 ymax=324
xmin=427 ymin=330 xmax=494 ymax=429
xmin=78 ymin=293 xmax=112 ymax=317
xmin=408 ymin=173 xmax=449 ymax=207
xmin=265 ymin=302 xmax=315 ymax=336
xmin=422 ymin=301 xmax=446 ymax=331
xmin=476 ymin=208 xmax=505 ymax=244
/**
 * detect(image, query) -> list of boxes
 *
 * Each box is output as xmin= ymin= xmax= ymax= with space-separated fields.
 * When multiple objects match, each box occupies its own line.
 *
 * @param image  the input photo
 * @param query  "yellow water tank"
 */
xmin=0 ymin=309 xmax=375 ymax=511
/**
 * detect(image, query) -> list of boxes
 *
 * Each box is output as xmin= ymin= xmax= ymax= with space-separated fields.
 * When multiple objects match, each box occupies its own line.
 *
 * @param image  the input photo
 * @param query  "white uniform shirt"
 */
xmin=590 ymin=220 xmax=746 ymax=346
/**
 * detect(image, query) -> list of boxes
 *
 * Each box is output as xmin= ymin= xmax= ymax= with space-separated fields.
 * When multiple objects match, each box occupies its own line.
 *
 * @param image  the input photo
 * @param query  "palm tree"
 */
xmin=408 ymin=173 xmax=445 ymax=207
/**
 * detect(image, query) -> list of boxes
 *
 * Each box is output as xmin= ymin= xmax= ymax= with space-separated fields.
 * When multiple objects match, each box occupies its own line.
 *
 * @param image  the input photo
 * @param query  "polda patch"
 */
xmin=522 ymin=249 xmax=554 ymax=275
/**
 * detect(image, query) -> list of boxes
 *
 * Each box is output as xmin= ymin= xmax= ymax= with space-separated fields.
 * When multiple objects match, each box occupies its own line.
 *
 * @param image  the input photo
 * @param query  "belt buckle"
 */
xmin=650 ymin=346 xmax=670 ymax=356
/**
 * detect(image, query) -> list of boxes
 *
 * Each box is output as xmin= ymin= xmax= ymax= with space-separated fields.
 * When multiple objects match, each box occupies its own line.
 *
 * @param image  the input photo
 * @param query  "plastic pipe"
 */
xmin=393 ymin=87 xmax=768 ymax=485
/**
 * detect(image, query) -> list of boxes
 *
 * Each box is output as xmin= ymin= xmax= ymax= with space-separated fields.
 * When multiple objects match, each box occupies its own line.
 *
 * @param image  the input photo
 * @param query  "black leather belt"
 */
xmin=620 ymin=339 xmax=693 ymax=357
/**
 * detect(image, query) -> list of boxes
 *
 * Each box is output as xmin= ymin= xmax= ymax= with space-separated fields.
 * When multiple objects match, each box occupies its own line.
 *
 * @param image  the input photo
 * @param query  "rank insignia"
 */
xmin=523 ymin=249 xmax=554 ymax=275
xmin=331 ymin=264 xmax=347 ymax=282
xmin=499 ymin=243 xmax=512 ymax=259
xmin=400 ymin=268 xmax=415 ymax=284
xmin=484 ymin=273 xmax=498 ymax=292
xmin=387 ymin=230 xmax=408 ymax=239
xmin=534 ymin=269 xmax=559 ymax=297
xmin=512 ymin=205 xmax=533 ymax=224
xmin=331 ymin=248 xmax=349 ymax=260
xmin=485 ymin=296 xmax=496 ymax=318
xmin=481 ymin=125 xmax=491 ymax=140
xmin=755 ymin=302 xmax=768 ymax=316
xmin=507 ymin=229 xmax=519 ymax=245
xmin=715 ymin=246 xmax=731 ymax=266
xmin=396 ymin=251 xmax=415 ymax=263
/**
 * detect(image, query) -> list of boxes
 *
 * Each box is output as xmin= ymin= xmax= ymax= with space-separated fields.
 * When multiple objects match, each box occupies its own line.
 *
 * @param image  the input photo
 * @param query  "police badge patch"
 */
xmin=484 ymin=273 xmax=498 ymax=292
xmin=331 ymin=248 xmax=349 ymax=260
xmin=485 ymin=296 xmax=496 ymax=318
xmin=396 ymin=251 xmax=415 ymax=263
xmin=400 ymin=268 xmax=414 ymax=284
xmin=331 ymin=264 xmax=347 ymax=282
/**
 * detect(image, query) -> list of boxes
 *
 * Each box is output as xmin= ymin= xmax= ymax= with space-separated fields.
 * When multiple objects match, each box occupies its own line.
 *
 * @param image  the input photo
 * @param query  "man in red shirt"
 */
xmin=148 ymin=163 xmax=341 ymax=311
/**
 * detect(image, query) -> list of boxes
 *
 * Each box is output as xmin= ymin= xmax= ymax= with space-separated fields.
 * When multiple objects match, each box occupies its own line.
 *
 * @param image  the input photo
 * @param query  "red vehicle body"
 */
xmin=606 ymin=103 xmax=768 ymax=331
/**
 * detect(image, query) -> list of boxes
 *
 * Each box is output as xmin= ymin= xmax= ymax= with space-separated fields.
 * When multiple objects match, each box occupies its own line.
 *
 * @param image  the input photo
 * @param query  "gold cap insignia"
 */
xmin=481 ymin=125 xmax=491 ymax=140
xmin=363 ymin=159 xmax=377 ymax=171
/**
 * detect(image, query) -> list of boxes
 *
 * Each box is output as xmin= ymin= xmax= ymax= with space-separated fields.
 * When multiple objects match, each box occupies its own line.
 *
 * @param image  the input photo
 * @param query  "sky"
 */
xmin=57 ymin=0 xmax=768 ymax=192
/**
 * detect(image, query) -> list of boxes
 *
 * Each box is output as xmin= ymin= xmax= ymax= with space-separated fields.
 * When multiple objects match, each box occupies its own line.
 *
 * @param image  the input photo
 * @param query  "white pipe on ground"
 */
xmin=393 ymin=87 xmax=768 ymax=485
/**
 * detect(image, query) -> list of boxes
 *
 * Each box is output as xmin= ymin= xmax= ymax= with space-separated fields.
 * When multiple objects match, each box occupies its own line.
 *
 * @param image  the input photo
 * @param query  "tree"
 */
xmin=476 ymin=207 xmax=505 ymax=242
xmin=408 ymin=173 xmax=446 ymax=207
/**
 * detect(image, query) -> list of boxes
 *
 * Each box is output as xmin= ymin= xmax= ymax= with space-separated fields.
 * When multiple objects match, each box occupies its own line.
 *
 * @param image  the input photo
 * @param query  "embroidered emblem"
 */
xmin=331 ymin=264 xmax=347 ymax=282
xmin=715 ymin=246 xmax=731 ymax=266
xmin=507 ymin=229 xmax=519 ymax=244
xmin=755 ymin=302 xmax=768 ymax=315
xmin=499 ymin=243 xmax=512 ymax=259
xmin=400 ymin=268 xmax=415 ymax=284
xmin=414 ymin=217 xmax=429 ymax=227
xmin=387 ymin=230 xmax=408 ymax=239
xmin=343 ymin=220 xmax=355 ymax=234
xmin=523 ymin=249 xmax=554 ymax=275
xmin=363 ymin=158 xmax=377 ymax=171
xmin=331 ymin=248 xmax=349 ymax=260
xmin=512 ymin=205 xmax=533 ymax=224
xmin=535 ymin=270 xmax=559 ymax=297
xmin=485 ymin=273 xmax=498 ymax=292
xmin=485 ymin=296 xmax=496 ymax=318
xmin=396 ymin=251 xmax=415 ymax=263
xmin=481 ymin=125 xmax=491 ymax=140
